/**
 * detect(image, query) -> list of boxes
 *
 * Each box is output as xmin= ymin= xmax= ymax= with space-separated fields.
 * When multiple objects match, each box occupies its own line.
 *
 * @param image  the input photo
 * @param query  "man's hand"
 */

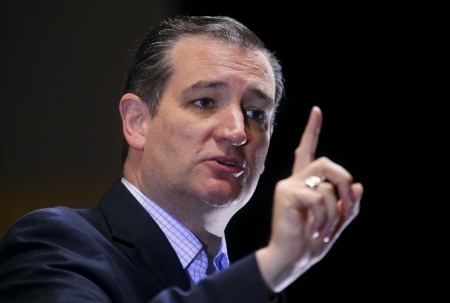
xmin=256 ymin=106 xmax=364 ymax=293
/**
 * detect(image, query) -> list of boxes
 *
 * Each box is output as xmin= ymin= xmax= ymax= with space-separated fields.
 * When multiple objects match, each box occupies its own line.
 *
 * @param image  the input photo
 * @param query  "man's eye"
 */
xmin=246 ymin=109 xmax=266 ymax=122
xmin=192 ymin=99 xmax=214 ymax=108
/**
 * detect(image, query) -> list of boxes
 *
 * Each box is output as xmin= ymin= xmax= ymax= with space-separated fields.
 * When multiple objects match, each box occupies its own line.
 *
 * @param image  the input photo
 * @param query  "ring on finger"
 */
xmin=304 ymin=176 xmax=321 ymax=189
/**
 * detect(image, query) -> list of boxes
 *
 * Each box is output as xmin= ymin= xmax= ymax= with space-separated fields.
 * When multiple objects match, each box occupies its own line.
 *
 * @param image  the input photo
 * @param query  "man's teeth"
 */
xmin=217 ymin=160 xmax=236 ymax=167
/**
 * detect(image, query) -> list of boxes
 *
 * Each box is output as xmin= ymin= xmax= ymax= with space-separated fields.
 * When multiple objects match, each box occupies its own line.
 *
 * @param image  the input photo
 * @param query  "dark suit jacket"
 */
xmin=0 ymin=179 xmax=278 ymax=303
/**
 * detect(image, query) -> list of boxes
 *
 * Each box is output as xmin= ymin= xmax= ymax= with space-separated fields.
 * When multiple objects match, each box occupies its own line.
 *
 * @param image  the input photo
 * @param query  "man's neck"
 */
xmin=122 ymin=170 xmax=235 ymax=256
xmin=159 ymin=201 xmax=230 ymax=256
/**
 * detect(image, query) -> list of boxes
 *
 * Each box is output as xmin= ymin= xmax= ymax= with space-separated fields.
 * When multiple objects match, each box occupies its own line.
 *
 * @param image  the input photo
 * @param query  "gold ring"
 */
xmin=305 ymin=176 xmax=321 ymax=189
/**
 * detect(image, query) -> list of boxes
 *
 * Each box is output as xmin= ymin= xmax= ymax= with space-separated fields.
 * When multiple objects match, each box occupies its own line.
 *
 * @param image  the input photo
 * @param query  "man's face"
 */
xmin=140 ymin=36 xmax=275 ymax=209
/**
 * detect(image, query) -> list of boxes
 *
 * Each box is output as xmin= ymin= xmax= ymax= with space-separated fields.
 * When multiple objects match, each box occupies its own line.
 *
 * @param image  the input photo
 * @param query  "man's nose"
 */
xmin=213 ymin=105 xmax=247 ymax=146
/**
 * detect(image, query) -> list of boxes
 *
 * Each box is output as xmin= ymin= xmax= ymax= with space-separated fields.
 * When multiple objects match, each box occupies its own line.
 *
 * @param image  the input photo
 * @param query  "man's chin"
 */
xmin=193 ymin=178 xmax=253 ymax=208
xmin=199 ymin=198 xmax=240 ymax=208
xmin=197 ymin=189 xmax=242 ymax=208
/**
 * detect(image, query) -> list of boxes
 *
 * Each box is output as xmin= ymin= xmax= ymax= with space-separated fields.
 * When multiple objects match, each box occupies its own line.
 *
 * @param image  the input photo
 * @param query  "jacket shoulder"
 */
xmin=0 ymin=206 xmax=127 ymax=302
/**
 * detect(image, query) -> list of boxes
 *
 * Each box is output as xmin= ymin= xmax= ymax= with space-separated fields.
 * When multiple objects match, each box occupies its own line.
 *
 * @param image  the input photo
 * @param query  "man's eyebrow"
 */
xmin=183 ymin=80 xmax=274 ymax=106
xmin=247 ymin=87 xmax=274 ymax=107
xmin=183 ymin=80 xmax=227 ymax=94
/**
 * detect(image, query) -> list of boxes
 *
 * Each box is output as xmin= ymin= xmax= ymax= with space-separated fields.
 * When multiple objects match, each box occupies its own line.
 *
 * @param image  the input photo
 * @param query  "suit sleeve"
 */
xmin=148 ymin=254 xmax=273 ymax=303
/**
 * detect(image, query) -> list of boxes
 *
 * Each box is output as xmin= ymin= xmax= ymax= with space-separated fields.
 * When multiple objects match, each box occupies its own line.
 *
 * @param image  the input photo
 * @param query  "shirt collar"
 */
xmin=121 ymin=177 xmax=229 ymax=270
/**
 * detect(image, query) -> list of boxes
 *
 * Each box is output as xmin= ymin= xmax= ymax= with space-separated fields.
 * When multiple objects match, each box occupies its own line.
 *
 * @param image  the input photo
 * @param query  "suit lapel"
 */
xmin=98 ymin=179 xmax=191 ymax=292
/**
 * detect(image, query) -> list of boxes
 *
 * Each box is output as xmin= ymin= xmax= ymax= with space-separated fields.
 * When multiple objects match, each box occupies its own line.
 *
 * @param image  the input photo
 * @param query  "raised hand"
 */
xmin=256 ymin=106 xmax=364 ymax=293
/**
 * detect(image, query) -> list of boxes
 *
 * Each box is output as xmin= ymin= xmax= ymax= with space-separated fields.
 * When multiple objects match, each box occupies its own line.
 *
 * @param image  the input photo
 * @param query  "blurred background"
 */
xmin=1 ymin=0 xmax=402 ymax=301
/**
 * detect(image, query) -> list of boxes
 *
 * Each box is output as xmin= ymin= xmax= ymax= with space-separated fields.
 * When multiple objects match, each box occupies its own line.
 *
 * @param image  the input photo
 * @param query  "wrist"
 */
xmin=256 ymin=247 xmax=285 ymax=293
xmin=256 ymin=246 xmax=310 ymax=294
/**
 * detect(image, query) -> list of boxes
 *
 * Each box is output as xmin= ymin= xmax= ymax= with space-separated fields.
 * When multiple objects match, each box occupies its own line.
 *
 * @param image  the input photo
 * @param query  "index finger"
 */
xmin=292 ymin=106 xmax=322 ymax=173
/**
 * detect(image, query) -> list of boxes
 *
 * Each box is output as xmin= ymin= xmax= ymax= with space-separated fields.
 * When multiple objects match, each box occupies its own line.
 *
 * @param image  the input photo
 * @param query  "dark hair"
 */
xmin=122 ymin=15 xmax=285 ymax=164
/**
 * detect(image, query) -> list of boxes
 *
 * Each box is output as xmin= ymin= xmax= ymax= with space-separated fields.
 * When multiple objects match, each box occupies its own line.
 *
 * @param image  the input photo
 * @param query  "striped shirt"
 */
xmin=121 ymin=178 xmax=230 ymax=285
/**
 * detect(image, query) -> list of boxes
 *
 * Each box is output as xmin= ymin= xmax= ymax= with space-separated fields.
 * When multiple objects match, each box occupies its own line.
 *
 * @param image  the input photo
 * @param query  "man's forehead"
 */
xmin=172 ymin=35 xmax=270 ymax=70
xmin=170 ymin=36 xmax=276 ymax=99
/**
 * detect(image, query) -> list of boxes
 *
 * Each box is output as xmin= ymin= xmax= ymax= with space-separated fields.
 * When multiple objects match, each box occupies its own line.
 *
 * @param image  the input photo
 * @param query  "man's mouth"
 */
xmin=209 ymin=157 xmax=245 ymax=177
xmin=216 ymin=160 xmax=237 ymax=167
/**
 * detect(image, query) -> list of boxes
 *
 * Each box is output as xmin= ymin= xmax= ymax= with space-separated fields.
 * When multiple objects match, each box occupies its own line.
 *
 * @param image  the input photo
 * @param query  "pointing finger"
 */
xmin=293 ymin=106 xmax=322 ymax=173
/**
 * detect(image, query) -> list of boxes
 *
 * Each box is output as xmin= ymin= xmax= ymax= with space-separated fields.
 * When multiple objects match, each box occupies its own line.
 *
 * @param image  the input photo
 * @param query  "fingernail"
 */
xmin=347 ymin=188 xmax=354 ymax=204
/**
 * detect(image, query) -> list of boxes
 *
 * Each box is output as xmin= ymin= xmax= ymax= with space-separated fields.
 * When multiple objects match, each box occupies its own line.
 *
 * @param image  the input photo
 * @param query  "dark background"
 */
xmin=1 ymin=0 xmax=408 ymax=301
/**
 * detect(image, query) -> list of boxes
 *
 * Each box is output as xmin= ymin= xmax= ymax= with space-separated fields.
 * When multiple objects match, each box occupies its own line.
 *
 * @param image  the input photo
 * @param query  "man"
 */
xmin=0 ymin=15 xmax=363 ymax=302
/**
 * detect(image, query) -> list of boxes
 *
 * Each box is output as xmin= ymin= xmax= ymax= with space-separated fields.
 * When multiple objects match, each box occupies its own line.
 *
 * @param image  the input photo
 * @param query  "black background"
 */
xmin=1 ymin=0 xmax=414 ymax=301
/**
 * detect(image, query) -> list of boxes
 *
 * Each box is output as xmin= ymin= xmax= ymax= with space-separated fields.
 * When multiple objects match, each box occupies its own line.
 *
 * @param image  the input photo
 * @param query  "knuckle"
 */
xmin=275 ymin=179 xmax=293 ymax=195
xmin=320 ymin=182 xmax=334 ymax=192
xmin=316 ymin=156 xmax=330 ymax=165
xmin=339 ymin=170 xmax=353 ymax=185
xmin=346 ymin=173 xmax=354 ymax=184
xmin=313 ymin=192 xmax=326 ymax=204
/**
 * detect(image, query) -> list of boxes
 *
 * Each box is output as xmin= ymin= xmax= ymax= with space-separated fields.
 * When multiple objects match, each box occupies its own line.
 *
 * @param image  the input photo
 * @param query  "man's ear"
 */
xmin=119 ymin=93 xmax=150 ymax=152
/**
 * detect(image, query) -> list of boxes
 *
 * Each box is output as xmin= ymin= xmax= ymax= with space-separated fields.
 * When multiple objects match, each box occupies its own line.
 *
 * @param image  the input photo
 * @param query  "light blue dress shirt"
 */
xmin=121 ymin=178 xmax=230 ymax=285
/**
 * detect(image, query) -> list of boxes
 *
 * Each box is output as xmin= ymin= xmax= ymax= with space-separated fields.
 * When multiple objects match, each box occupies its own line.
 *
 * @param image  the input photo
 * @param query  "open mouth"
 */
xmin=216 ymin=160 xmax=237 ymax=167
